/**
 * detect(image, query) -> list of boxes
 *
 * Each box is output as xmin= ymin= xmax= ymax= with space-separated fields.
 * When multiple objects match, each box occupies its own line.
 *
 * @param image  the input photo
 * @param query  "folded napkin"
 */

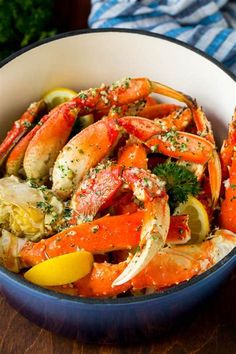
xmin=89 ymin=0 xmax=236 ymax=75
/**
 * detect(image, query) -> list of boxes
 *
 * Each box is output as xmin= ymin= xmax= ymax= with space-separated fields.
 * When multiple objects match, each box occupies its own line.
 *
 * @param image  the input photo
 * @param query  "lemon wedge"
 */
xmin=24 ymin=251 xmax=93 ymax=286
xmin=43 ymin=87 xmax=77 ymax=110
xmin=174 ymin=196 xmax=210 ymax=243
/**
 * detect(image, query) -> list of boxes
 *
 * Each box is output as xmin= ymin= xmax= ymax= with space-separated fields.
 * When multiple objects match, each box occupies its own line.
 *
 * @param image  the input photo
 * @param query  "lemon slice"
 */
xmin=24 ymin=251 xmax=93 ymax=286
xmin=174 ymin=196 xmax=210 ymax=243
xmin=43 ymin=87 xmax=77 ymax=110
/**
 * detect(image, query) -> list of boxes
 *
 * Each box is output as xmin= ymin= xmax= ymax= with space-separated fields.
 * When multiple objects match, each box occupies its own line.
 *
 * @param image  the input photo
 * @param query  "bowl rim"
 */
xmin=0 ymin=28 xmax=235 ymax=305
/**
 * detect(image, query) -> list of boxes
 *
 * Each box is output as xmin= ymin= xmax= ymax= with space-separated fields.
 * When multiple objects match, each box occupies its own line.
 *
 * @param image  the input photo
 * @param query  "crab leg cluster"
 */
xmin=0 ymin=77 xmax=235 ymax=297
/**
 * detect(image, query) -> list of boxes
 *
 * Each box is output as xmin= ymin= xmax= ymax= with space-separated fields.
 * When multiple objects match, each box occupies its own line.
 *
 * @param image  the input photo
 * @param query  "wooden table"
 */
xmin=1 ymin=270 xmax=236 ymax=354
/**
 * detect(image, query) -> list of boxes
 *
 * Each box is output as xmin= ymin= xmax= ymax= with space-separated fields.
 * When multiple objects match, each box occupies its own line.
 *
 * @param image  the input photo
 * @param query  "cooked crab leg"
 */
xmin=75 ymin=78 xmax=190 ymax=117
xmin=5 ymin=104 xmax=69 ymax=176
xmin=52 ymin=117 xmax=120 ymax=199
xmin=219 ymin=112 xmax=236 ymax=233
xmin=220 ymin=109 xmax=236 ymax=180
xmin=74 ymin=229 xmax=236 ymax=297
xmin=118 ymin=116 xmax=214 ymax=164
xmin=133 ymin=229 xmax=235 ymax=290
xmin=117 ymin=109 xmax=192 ymax=140
xmin=19 ymin=212 xmax=142 ymax=267
xmin=0 ymin=100 xmax=45 ymax=167
xmin=219 ymin=155 xmax=236 ymax=233
xmin=220 ymin=157 xmax=236 ymax=232
xmin=146 ymin=132 xmax=213 ymax=164
xmin=136 ymin=103 xmax=182 ymax=119
xmin=193 ymin=107 xmax=222 ymax=206
xmin=207 ymin=150 xmax=222 ymax=206
xmin=2 ymin=212 xmax=188 ymax=269
xmin=70 ymin=164 xmax=123 ymax=224
xmin=23 ymin=101 xmax=79 ymax=183
xmin=111 ymin=101 xmax=183 ymax=120
xmin=5 ymin=113 xmax=52 ymax=176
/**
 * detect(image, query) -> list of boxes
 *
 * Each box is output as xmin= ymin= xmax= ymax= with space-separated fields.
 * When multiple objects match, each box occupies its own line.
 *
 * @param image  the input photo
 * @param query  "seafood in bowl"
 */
xmin=0 ymin=29 xmax=235 ymax=343
xmin=0 ymin=76 xmax=235 ymax=298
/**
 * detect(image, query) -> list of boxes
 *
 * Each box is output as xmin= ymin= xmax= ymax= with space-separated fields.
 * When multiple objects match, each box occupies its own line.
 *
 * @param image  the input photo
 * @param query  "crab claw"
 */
xmin=0 ymin=100 xmax=45 ymax=167
xmin=112 ymin=196 xmax=170 ymax=286
xmin=24 ymin=101 xmax=78 ymax=183
xmin=112 ymin=167 xmax=170 ymax=286
xmin=52 ymin=117 xmax=120 ymax=199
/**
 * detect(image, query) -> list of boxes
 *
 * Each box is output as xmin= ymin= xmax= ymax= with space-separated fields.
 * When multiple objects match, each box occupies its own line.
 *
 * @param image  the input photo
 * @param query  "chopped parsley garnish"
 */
xmin=150 ymin=144 xmax=159 ymax=153
xmin=50 ymin=211 xmax=59 ymax=225
xmin=110 ymin=106 xmax=122 ymax=114
xmin=91 ymin=225 xmax=99 ymax=233
xmin=22 ymin=121 xmax=32 ymax=128
xmin=110 ymin=77 xmax=131 ymax=90
xmin=63 ymin=207 xmax=72 ymax=221
xmin=36 ymin=201 xmax=53 ymax=213
xmin=78 ymin=92 xmax=88 ymax=100
xmin=58 ymin=164 xmax=73 ymax=178
xmin=153 ymin=162 xmax=201 ymax=212
xmin=28 ymin=179 xmax=39 ymax=189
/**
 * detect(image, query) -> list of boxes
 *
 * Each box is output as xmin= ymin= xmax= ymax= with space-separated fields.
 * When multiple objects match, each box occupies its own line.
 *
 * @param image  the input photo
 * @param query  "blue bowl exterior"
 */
xmin=0 ymin=252 xmax=235 ymax=344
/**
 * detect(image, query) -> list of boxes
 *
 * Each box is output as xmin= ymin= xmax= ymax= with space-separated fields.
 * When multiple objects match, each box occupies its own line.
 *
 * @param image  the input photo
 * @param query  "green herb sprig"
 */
xmin=153 ymin=162 xmax=201 ymax=212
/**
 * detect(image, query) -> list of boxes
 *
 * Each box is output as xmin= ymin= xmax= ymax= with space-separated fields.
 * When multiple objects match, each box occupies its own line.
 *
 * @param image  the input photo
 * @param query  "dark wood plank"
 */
xmin=0 ymin=270 xmax=235 ymax=354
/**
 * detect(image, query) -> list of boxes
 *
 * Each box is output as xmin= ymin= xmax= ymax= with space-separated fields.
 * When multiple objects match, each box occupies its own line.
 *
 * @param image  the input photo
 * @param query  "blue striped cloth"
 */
xmin=89 ymin=0 xmax=236 ymax=75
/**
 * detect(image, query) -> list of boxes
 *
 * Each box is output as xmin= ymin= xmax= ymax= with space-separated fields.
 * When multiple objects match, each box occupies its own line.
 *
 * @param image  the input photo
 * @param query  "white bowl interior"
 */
xmin=0 ymin=31 xmax=235 ymax=146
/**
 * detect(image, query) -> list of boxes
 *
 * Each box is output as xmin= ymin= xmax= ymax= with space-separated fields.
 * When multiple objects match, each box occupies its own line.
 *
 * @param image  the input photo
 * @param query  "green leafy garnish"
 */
xmin=153 ymin=162 xmax=201 ymax=212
